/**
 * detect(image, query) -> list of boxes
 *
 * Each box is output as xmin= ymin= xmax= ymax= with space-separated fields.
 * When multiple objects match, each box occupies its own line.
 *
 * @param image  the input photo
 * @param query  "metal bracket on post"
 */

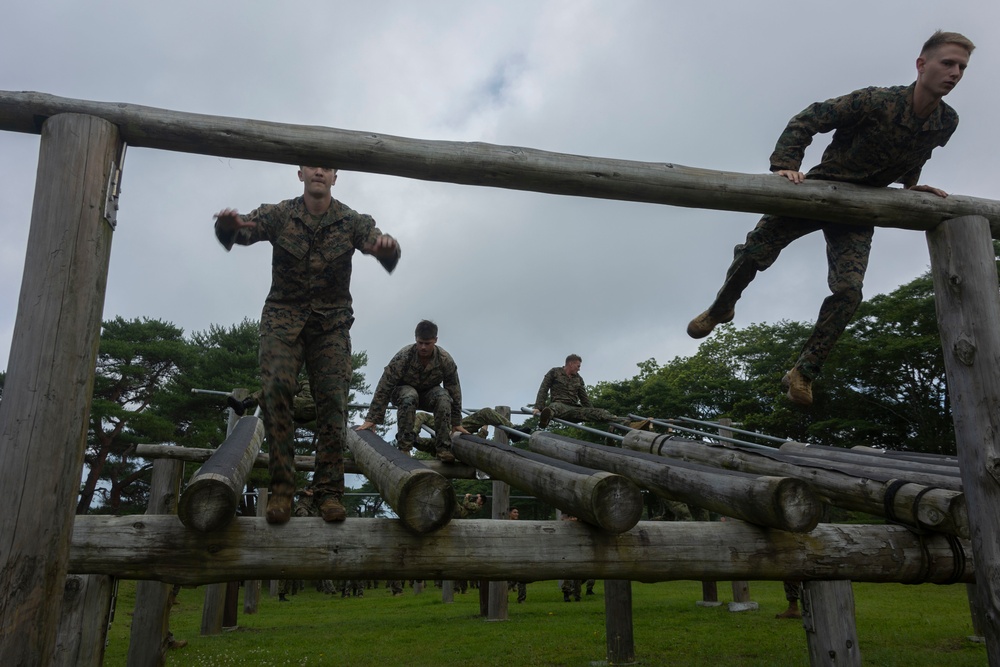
xmin=103 ymin=142 xmax=127 ymax=230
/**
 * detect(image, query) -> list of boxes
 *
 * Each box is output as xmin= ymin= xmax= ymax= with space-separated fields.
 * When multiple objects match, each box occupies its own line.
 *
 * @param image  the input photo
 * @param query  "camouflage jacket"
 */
xmin=365 ymin=345 xmax=463 ymax=426
xmin=769 ymin=83 xmax=958 ymax=189
xmin=534 ymin=367 xmax=591 ymax=409
xmin=215 ymin=196 xmax=399 ymax=340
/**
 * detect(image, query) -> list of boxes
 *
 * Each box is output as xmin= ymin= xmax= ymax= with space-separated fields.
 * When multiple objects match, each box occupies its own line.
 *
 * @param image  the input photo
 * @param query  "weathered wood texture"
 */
xmin=780 ymin=441 xmax=963 ymax=481
xmin=528 ymin=432 xmax=821 ymax=532
xmin=200 ymin=584 xmax=225 ymax=636
xmin=0 ymin=113 xmax=123 ymax=667
xmin=67 ymin=517 xmax=973 ymax=586
xmin=1 ymin=92 xmax=998 ymax=235
xmin=926 ymin=215 xmax=1000 ymax=662
xmin=604 ymin=580 xmax=636 ymax=665
xmin=134 ymin=442 xmax=478 ymax=479
xmin=801 ymin=581 xmax=862 ymax=667
xmin=348 ymin=428 xmax=455 ymax=533
xmin=452 ymin=435 xmax=643 ymax=533
xmin=127 ymin=459 xmax=183 ymax=667
xmin=621 ymin=431 xmax=968 ymax=538
xmin=177 ymin=416 xmax=264 ymax=532
xmin=52 ymin=575 xmax=112 ymax=667
xmin=487 ymin=407 xmax=511 ymax=622
xmin=243 ymin=486 xmax=267 ymax=615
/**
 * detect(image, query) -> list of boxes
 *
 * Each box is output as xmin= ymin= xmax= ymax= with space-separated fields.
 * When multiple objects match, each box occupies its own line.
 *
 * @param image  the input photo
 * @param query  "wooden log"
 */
xmin=67 ymin=516 xmax=974 ymax=586
xmin=52 ymin=575 xmax=113 ymax=667
xmin=604 ymin=580 xmax=636 ymax=665
xmin=348 ymin=428 xmax=455 ymax=533
xmin=849 ymin=445 xmax=959 ymax=467
xmin=488 ymin=407 xmax=511 ymax=622
xmin=1 ymin=92 xmax=999 ymax=236
xmin=801 ymin=581 xmax=862 ymax=667
xmin=176 ymin=415 xmax=264 ymax=532
xmin=719 ymin=419 xmax=757 ymax=614
xmin=441 ymin=580 xmax=454 ymax=604
xmin=927 ymin=215 xmax=1000 ymax=662
xmin=200 ymin=584 xmax=225 ymax=636
xmin=621 ymin=431 xmax=968 ymax=538
xmin=127 ymin=458 xmax=183 ymax=667
xmin=528 ymin=432 xmax=821 ymax=532
xmin=243 ymin=485 xmax=266 ymax=615
xmin=452 ymin=435 xmax=642 ymax=533
xmin=773 ymin=448 xmax=962 ymax=491
xmin=134 ymin=442 xmax=478 ymax=479
xmin=0 ymin=113 xmax=123 ymax=667
xmin=780 ymin=441 xmax=963 ymax=480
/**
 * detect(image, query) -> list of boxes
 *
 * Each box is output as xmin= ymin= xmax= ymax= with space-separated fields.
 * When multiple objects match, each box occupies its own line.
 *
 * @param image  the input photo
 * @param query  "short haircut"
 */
xmin=565 ymin=354 xmax=582 ymax=364
xmin=415 ymin=320 xmax=438 ymax=340
xmin=921 ymin=30 xmax=975 ymax=57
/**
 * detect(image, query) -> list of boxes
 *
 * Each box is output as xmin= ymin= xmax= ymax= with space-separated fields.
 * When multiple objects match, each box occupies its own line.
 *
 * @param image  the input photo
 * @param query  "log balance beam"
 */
xmin=68 ymin=516 xmax=973 ymax=587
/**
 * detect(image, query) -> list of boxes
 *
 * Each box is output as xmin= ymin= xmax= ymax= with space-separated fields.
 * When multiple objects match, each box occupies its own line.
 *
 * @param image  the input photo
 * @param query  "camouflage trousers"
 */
xmin=392 ymin=385 xmax=452 ymax=451
xmin=711 ymin=215 xmax=872 ymax=380
xmin=413 ymin=407 xmax=513 ymax=439
xmin=548 ymin=402 xmax=622 ymax=424
xmin=259 ymin=317 xmax=352 ymax=500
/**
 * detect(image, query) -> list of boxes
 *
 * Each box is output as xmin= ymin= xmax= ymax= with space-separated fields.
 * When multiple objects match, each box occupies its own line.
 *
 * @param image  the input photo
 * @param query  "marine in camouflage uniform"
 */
xmin=215 ymin=167 xmax=400 ymax=523
xmin=413 ymin=408 xmax=514 ymax=449
xmin=360 ymin=321 xmax=465 ymax=461
xmin=533 ymin=355 xmax=624 ymax=426
xmin=688 ymin=32 xmax=974 ymax=407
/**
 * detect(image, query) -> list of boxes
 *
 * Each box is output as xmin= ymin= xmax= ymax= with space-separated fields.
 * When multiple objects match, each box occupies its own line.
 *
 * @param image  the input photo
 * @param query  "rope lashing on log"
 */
xmin=450 ymin=434 xmax=643 ymax=533
xmin=526 ymin=431 xmax=822 ymax=532
xmin=176 ymin=415 xmax=264 ymax=532
xmin=347 ymin=428 xmax=455 ymax=533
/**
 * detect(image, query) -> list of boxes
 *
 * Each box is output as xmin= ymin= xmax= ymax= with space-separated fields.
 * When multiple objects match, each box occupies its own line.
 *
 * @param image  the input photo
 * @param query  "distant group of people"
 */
xmin=214 ymin=31 xmax=975 ymax=529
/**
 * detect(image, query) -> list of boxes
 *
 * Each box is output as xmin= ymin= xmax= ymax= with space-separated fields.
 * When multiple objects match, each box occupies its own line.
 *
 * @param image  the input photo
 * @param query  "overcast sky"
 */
xmin=2 ymin=1 xmax=997 ymax=426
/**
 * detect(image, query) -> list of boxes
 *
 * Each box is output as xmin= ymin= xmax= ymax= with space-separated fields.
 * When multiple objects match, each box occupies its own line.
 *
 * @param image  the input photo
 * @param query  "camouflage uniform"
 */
xmin=216 ymin=196 xmax=399 ymax=503
xmin=413 ymin=407 xmax=514 ymax=446
xmin=534 ymin=367 xmax=622 ymax=423
xmin=708 ymin=84 xmax=959 ymax=380
xmin=365 ymin=345 xmax=463 ymax=454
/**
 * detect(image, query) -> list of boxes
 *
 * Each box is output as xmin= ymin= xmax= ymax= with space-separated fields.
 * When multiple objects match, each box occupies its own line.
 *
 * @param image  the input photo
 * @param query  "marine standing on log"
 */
xmin=214 ymin=166 xmax=400 ymax=524
xmin=687 ymin=31 xmax=975 ymax=406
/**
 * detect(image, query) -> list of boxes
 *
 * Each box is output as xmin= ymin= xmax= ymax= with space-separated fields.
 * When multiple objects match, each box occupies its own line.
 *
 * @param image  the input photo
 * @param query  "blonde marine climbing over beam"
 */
xmin=687 ymin=30 xmax=974 ymax=407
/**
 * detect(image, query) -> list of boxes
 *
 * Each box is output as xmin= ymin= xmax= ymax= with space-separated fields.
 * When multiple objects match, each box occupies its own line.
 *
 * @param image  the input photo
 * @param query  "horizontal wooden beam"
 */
xmin=2 ymin=91 xmax=997 ymax=235
xmin=68 ymin=516 xmax=973 ymax=586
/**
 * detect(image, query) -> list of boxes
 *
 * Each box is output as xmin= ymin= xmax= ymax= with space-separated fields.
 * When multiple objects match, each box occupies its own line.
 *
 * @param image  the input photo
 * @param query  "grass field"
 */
xmin=102 ymin=577 xmax=986 ymax=666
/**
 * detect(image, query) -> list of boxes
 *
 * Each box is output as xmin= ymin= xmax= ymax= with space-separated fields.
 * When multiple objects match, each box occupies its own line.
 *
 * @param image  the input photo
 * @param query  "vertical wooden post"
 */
xmin=719 ymin=418 xmax=757 ymax=612
xmin=441 ymin=579 xmax=454 ymax=604
xmin=605 ymin=580 xmax=636 ymax=665
xmin=244 ymin=472 xmax=264 ymax=613
xmin=966 ymin=583 xmax=986 ymax=642
xmin=801 ymin=581 xmax=861 ymax=666
xmin=127 ymin=458 xmax=184 ymax=666
xmin=53 ymin=575 xmax=113 ymax=667
xmin=200 ymin=585 xmax=226 ymax=636
xmin=697 ymin=581 xmax=722 ymax=607
xmin=0 ymin=113 xmax=123 ymax=667
xmin=927 ymin=216 xmax=1000 ymax=663
xmin=488 ymin=407 xmax=512 ymax=621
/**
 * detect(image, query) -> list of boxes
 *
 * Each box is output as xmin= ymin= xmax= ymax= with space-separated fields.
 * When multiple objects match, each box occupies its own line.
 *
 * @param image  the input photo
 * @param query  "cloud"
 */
xmin=2 ymin=1 xmax=997 ymax=426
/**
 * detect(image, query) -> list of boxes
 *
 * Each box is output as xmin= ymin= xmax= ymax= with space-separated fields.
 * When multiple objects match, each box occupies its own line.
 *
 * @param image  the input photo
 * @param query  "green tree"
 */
xmin=80 ymin=316 xmax=193 ymax=514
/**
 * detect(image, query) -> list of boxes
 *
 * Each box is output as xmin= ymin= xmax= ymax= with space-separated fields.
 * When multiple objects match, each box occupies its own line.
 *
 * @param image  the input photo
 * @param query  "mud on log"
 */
xmin=528 ymin=432 xmax=822 ymax=532
xmin=451 ymin=434 xmax=643 ymax=533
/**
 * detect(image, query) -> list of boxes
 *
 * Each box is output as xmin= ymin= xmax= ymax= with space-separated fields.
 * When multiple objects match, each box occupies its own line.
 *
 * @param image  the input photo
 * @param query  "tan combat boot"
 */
xmin=319 ymin=494 xmax=347 ymax=522
xmin=266 ymin=486 xmax=294 ymax=525
xmin=686 ymin=307 xmax=735 ymax=339
xmin=782 ymin=368 xmax=813 ymax=406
